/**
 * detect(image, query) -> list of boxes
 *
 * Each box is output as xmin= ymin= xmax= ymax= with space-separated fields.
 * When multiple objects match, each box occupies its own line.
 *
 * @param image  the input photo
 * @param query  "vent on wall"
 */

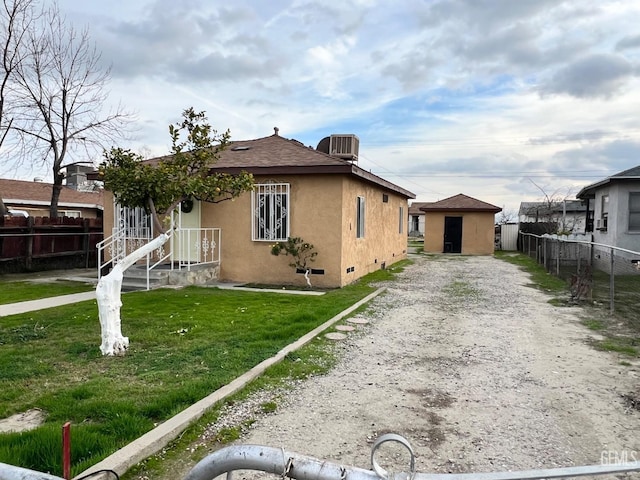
xmin=329 ymin=134 xmax=359 ymax=162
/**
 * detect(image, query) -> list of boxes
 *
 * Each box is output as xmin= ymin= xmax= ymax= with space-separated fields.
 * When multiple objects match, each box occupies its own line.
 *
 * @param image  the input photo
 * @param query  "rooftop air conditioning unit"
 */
xmin=329 ymin=134 xmax=359 ymax=162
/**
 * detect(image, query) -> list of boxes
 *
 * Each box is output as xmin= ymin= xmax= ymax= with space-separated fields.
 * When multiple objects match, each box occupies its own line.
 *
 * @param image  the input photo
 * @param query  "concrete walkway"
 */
xmin=0 ymin=291 xmax=97 ymax=317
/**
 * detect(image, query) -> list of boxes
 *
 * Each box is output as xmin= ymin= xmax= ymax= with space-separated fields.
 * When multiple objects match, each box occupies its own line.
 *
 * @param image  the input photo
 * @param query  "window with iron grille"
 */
xmin=399 ymin=206 xmax=404 ymax=234
xmin=629 ymin=192 xmax=640 ymax=232
xmin=356 ymin=196 xmax=365 ymax=238
xmin=252 ymin=183 xmax=290 ymax=241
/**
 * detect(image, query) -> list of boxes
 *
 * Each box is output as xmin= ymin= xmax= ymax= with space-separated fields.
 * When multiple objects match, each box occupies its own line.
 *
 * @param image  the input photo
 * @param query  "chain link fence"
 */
xmin=518 ymin=232 xmax=640 ymax=319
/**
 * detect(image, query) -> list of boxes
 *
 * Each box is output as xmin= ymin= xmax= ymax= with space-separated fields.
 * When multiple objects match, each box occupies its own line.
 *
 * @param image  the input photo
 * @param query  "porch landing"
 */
xmin=122 ymin=262 xmax=220 ymax=291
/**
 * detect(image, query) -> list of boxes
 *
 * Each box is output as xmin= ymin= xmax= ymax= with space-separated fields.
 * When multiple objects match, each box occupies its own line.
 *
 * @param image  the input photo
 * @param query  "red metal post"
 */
xmin=62 ymin=422 xmax=71 ymax=480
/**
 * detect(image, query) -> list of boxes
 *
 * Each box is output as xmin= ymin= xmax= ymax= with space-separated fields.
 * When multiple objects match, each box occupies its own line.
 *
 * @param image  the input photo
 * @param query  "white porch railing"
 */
xmin=97 ymin=205 xmax=221 ymax=290
xmin=174 ymin=227 xmax=221 ymax=269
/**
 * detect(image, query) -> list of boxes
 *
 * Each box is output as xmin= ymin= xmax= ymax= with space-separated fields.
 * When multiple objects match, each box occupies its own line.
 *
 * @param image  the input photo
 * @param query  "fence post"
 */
xmin=556 ymin=240 xmax=560 ymax=276
xmin=83 ymin=219 xmax=90 ymax=269
xmin=609 ymin=247 xmax=615 ymax=314
xmin=25 ymin=216 xmax=34 ymax=270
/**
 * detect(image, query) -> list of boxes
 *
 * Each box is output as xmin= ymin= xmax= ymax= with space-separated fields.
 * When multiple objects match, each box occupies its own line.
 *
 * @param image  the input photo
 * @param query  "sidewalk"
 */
xmin=0 ymin=291 xmax=97 ymax=317
xmin=0 ymin=268 xmax=98 ymax=317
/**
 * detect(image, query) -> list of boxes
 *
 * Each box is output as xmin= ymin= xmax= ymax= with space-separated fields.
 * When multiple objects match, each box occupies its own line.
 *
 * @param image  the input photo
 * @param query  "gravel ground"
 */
xmin=169 ymin=255 xmax=640 ymax=479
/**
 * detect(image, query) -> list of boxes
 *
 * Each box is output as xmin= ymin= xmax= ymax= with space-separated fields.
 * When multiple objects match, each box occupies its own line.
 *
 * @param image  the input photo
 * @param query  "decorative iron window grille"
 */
xmin=252 ymin=183 xmax=290 ymax=241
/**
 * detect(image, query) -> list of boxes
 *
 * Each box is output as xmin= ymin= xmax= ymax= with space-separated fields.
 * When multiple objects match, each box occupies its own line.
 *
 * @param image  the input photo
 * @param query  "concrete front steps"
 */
xmin=122 ymin=263 xmax=220 ymax=291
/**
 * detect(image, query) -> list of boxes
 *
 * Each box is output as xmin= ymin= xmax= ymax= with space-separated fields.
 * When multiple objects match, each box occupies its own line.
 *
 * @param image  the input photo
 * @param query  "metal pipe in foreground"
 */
xmin=183 ymin=445 xmax=382 ymax=480
xmin=0 ymin=462 xmax=65 ymax=480
xmin=185 ymin=444 xmax=640 ymax=480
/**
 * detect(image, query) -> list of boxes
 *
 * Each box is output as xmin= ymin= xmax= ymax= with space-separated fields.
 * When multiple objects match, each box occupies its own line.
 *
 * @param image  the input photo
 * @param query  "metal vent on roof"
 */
xmin=231 ymin=146 xmax=251 ymax=151
xmin=329 ymin=134 xmax=359 ymax=162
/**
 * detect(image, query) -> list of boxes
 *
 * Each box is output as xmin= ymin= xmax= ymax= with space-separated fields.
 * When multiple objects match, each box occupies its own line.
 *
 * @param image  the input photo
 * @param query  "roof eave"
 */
xmin=420 ymin=207 xmax=502 ymax=213
xmin=577 ymin=175 xmax=640 ymax=199
xmin=211 ymin=164 xmax=416 ymax=199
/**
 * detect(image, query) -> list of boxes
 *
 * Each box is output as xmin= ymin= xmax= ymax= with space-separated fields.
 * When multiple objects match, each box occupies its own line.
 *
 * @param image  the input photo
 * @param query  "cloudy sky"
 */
xmin=43 ymin=1 xmax=640 ymax=213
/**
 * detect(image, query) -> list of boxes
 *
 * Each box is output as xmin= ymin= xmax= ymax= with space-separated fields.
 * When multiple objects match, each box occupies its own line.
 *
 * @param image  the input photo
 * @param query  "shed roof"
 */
xmin=409 ymin=202 xmax=433 ymax=215
xmin=420 ymin=193 xmax=501 ymax=213
xmin=576 ymin=165 xmax=640 ymax=199
xmin=0 ymin=178 xmax=103 ymax=209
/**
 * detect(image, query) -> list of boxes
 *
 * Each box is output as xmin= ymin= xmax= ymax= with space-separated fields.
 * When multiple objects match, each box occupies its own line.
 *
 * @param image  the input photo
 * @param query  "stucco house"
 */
xmin=420 ymin=193 xmax=501 ymax=255
xmin=0 ymin=178 xmax=103 ymax=218
xmin=576 ymin=165 xmax=640 ymax=253
xmin=101 ymin=132 xmax=415 ymax=288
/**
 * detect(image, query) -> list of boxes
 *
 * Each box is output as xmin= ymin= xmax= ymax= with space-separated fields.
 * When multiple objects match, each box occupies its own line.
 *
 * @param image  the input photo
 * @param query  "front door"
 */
xmin=175 ymin=199 xmax=201 ymax=263
xmin=443 ymin=216 xmax=463 ymax=253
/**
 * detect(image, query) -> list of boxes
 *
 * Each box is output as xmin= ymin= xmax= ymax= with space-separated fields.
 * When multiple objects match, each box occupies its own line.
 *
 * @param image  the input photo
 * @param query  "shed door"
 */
xmin=443 ymin=216 xmax=463 ymax=253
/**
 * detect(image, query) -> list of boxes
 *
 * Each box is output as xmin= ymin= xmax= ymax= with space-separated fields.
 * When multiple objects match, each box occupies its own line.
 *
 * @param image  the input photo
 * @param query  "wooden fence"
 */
xmin=0 ymin=216 xmax=103 ymax=274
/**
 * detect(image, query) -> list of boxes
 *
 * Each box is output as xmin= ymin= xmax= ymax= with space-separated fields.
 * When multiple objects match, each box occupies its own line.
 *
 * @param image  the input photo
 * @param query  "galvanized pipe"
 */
xmin=184 ymin=445 xmax=640 ymax=480
xmin=0 ymin=462 xmax=66 ymax=480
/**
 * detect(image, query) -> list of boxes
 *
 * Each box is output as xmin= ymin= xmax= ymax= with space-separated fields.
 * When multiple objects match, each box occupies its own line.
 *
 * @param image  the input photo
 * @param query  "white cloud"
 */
xmin=21 ymin=0 xmax=640 ymax=215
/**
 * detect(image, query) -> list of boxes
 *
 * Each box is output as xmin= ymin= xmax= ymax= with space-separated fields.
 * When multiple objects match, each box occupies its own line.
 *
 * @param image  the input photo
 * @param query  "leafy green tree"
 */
xmin=96 ymin=108 xmax=254 ymax=355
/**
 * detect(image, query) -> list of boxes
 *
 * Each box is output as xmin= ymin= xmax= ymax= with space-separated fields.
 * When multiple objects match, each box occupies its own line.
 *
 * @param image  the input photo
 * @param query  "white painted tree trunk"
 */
xmin=304 ymin=268 xmax=312 ymax=288
xmin=96 ymin=233 xmax=170 ymax=356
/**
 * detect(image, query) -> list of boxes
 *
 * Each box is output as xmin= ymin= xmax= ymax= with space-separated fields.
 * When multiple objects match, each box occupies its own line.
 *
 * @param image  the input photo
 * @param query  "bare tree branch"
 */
xmin=0 ymin=0 xmax=37 ymax=216
xmin=10 ymin=2 xmax=133 ymax=217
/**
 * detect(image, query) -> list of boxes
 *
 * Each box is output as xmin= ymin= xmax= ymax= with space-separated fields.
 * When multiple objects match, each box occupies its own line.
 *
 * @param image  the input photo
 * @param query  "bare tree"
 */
xmin=496 ymin=208 xmax=517 ymax=225
xmin=11 ymin=2 xmax=131 ymax=217
xmin=524 ymin=179 xmax=577 ymax=234
xmin=0 ymin=0 xmax=36 ymax=216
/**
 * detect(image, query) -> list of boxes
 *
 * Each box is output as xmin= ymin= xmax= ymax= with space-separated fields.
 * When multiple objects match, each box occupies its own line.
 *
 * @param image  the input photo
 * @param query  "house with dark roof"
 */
xmin=420 ymin=193 xmax=501 ymax=254
xmin=518 ymin=200 xmax=590 ymax=234
xmin=0 ymin=178 xmax=103 ymax=218
xmin=576 ymin=165 xmax=640 ymax=252
xmin=102 ymin=132 xmax=415 ymax=288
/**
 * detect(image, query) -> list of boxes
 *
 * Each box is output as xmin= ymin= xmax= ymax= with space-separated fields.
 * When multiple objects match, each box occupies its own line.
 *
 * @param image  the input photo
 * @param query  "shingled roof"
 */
xmin=149 ymin=133 xmax=415 ymax=199
xmin=409 ymin=201 xmax=433 ymax=215
xmin=216 ymin=134 xmax=415 ymax=198
xmin=577 ymin=165 xmax=640 ymax=199
xmin=420 ymin=193 xmax=501 ymax=213
xmin=0 ymin=178 xmax=103 ymax=209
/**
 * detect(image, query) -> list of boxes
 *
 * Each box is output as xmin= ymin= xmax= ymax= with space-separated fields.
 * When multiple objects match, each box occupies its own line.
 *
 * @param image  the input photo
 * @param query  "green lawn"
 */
xmin=0 ymin=264 xmax=406 ymax=476
xmin=0 ymin=280 xmax=94 ymax=305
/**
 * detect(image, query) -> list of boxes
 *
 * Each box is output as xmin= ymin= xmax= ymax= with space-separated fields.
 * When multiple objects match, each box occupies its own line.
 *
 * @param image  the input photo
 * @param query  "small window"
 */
xmin=252 ymin=183 xmax=290 ymax=241
xmin=399 ymin=206 xmax=404 ymax=234
xmin=600 ymin=194 xmax=609 ymax=231
xmin=356 ymin=196 xmax=365 ymax=238
xmin=59 ymin=210 xmax=81 ymax=218
xmin=382 ymin=194 xmax=389 ymax=203
xmin=629 ymin=192 xmax=640 ymax=232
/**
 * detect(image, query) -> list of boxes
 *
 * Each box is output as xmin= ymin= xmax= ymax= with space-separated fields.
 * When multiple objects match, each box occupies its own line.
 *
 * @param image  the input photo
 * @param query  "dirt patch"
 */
xmin=0 ymin=408 xmax=45 ymax=433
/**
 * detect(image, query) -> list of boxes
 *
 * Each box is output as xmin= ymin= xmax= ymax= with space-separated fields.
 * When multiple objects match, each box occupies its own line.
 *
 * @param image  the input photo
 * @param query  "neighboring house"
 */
xmin=0 ymin=178 xmax=104 ymax=218
xmin=518 ymin=200 xmax=590 ymax=234
xmin=576 ymin=165 xmax=640 ymax=253
xmin=408 ymin=202 xmax=432 ymax=237
xmin=420 ymin=193 xmax=501 ymax=255
xmin=102 ymin=132 xmax=415 ymax=288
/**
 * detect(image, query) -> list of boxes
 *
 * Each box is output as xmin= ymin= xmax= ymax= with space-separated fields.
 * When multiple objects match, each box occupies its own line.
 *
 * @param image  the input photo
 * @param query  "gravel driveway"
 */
xmin=179 ymin=255 xmax=640 ymax=478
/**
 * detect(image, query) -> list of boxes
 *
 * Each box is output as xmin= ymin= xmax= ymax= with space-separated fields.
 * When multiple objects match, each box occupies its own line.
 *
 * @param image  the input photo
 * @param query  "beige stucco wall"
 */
xmin=339 ymin=177 xmax=408 ymax=285
xmin=423 ymin=211 xmax=496 ymax=255
xmin=103 ymin=174 xmax=410 ymax=287
xmin=203 ymin=174 xmax=344 ymax=288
